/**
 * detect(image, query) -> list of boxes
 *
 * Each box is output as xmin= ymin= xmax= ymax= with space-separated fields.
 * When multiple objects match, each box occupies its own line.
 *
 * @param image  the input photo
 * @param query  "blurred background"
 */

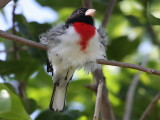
xmin=0 ymin=0 xmax=160 ymax=120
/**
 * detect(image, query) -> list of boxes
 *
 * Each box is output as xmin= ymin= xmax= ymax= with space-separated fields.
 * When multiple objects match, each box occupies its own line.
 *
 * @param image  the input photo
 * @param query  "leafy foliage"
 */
xmin=107 ymin=36 xmax=140 ymax=60
xmin=0 ymin=84 xmax=30 ymax=120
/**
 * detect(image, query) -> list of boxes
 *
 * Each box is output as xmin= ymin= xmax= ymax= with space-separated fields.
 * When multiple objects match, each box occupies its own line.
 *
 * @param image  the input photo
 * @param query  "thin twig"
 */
xmin=0 ymin=46 xmax=27 ymax=53
xmin=123 ymin=73 xmax=141 ymax=120
xmin=82 ymin=0 xmax=92 ymax=8
xmin=0 ymin=30 xmax=160 ymax=76
xmin=12 ymin=1 xmax=20 ymax=59
xmin=11 ymin=1 xmax=26 ymax=99
xmin=101 ymin=0 xmax=116 ymax=28
xmin=140 ymin=92 xmax=160 ymax=120
xmin=18 ymin=81 xmax=27 ymax=99
xmin=95 ymin=1 xmax=117 ymax=119
xmin=97 ymin=59 xmax=160 ymax=76
xmin=0 ymin=30 xmax=47 ymax=50
xmin=92 ymin=69 xmax=115 ymax=120
xmin=93 ymin=0 xmax=107 ymax=5
xmin=0 ymin=48 xmax=13 ymax=53
xmin=84 ymin=84 xmax=97 ymax=92
xmin=12 ymin=2 xmax=16 ymax=35
xmin=93 ymin=81 xmax=103 ymax=120
xmin=147 ymin=25 xmax=160 ymax=59
xmin=147 ymin=25 xmax=160 ymax=46
xmin=123 ymin=58 xmax=148 ymax=120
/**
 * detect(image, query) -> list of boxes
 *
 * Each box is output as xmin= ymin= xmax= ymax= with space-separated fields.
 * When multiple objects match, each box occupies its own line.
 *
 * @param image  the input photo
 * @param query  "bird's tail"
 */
xmin=49 ymin=84 xmax=68 ymax=111
xmin=49 ymin=67 xmax=75 ymax=111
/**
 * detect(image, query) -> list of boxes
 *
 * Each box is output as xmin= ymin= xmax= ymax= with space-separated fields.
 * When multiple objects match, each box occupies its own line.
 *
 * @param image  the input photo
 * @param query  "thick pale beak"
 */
xmin=85 ymin=9 xmax=96 ymax=17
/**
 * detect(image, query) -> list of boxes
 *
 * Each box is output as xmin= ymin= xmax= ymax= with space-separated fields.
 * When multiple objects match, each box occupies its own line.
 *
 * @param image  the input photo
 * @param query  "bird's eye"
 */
xmin=77 ymin=10 xmax=82 ymax=14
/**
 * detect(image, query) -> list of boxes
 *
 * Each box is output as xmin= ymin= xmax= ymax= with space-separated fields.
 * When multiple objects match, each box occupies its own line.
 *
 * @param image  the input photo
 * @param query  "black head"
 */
xmin=65 ymin=8 xmax=95 ymax=27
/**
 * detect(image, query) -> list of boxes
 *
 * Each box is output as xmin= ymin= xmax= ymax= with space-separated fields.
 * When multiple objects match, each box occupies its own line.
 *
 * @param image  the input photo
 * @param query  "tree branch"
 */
xmin=12 ymin=1 xmax=20 ymax=60
xmin=84 ymin=84 xmax=97 ymax=92
xmin=0 ymin=30 xmax=47 ymax=50
xmin=97 ymin=59 xmax=160 ymax=76
xmin=94 ymin=1 xmax=117 ymax=119
xmin=0 ymin=0 xmax=11 ymax=8
xmin=140 ymin=92 xmax=160 ymax=120
xmin=123 ymin=57 xmax=148 ymax=120
xmin=92 ymin=69 xmax=115 ymax=120
xmin=123 ymin=73 xmax=140 ymax=120
xmin=82 ymin=0 xmax=92 ymax=8
xmin=93 ymin=81 xmax=103 ymax=120
xmin=123 ymin=58 xmax=148 ymax=120
xmin=0 ymin=30 xmax=160 ymax=76
xmin=0 ymin=47 xmax=27 ymax=53
xmin=0 ymin=49 xmax=13 ymax=53
xmin=147 ymin=24 xmax=160 ymax=47
xmin=101 ymin=0 xmax=116 ymax=28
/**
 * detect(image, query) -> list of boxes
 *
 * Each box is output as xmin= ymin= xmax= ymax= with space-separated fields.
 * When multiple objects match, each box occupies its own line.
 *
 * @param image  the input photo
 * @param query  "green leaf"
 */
xmin=125 ymin=15 xmax=142 ymax=26
xmin=28 ymin=66 xmax=52 ymax=88
xmin=14 ymin=14 xmax=28 ymax=24
xmin=28 ymin=22 xmax=51 ymax=41
xmin=0 ymin=59 xmax=38 ymax=81
xmin=147 ymin=2 xmax=160 ymax=25
xmin=68 ymin=79 xmax=94 ymax=119
xmin=27 ymin=87 xmax=52 ymax=109
xmin=23 ymin=98 xmax=37 ymax=114
xmin=107 ymin=36 xmax=139 ymax=60
xmin=0 ymin=83 xmax=30 ymax=120
xmin=3 ymin=83 xmax=17 ymax=94
xmin=17 ymin=22 xmax=32 ymax=39
xmin=147 ymin=13 xmax=160 ymax=25
xmin=27 ymin=47 xmax=47 ymax=63
xmin=0 ymin=38 xmax=3 ymax=42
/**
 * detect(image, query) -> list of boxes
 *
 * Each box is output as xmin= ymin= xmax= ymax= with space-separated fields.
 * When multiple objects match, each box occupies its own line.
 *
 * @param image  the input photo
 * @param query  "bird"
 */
xmin=40 ymin=8 xmax=107 ymax=112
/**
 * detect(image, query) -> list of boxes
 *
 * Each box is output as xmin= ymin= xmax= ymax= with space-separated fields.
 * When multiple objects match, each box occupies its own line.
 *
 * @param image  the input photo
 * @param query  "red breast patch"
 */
xmin=73 ymin=22 xmax=96 ymax=51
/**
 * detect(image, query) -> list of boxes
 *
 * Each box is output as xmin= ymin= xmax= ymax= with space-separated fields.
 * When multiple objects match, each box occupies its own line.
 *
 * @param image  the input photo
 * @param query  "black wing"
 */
xmin=47 ymin=59 xmax=53 ymax=76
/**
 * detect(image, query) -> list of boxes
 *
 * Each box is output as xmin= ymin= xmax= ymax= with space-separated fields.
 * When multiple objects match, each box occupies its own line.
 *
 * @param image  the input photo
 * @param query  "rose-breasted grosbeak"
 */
xmin=40 ymin=8 xmax=107 ymax=112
